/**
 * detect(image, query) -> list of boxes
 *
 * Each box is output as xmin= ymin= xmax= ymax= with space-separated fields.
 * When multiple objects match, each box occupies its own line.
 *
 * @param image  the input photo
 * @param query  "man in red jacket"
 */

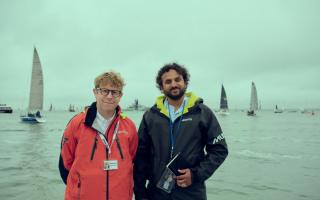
xmin=59 ymin=71 xmax=138 ymax=200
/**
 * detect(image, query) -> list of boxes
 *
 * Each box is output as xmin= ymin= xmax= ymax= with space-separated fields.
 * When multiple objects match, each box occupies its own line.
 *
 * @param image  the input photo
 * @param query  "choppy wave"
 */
xmin=236 ymin=149 xmax=302 ymax=161
xmin=0 ymin=129 xmax=27 ymax=132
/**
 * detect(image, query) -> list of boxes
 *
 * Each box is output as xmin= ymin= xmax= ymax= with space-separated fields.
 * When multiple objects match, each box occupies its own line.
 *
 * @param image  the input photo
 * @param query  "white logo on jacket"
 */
xmin=118 ymin=130 xmax=128 ymax=135
xmin=212 ymin=133 xmax=225 ymax=144
xmin=181 ymin=118 xmax=192 ymax=122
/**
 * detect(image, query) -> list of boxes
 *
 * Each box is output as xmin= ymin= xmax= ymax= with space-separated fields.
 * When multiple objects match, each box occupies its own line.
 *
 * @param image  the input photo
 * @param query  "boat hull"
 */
xmin=274 ymin=110 xmax=283 ymax=113
xmin=0 ymin=105 xmax=13 ymax=113
xmin=20 ymin=116 xmax=46 ymax=123
xmin=247 ymin=110 xmax=256 ymax=116
xmin=20 ymin=112 xmax=46 ymax=123
xmin=0 ymin=110 xmax=13 ymax=113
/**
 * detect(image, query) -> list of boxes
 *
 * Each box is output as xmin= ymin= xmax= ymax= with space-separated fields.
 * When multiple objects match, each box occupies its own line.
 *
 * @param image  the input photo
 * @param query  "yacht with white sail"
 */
xmin=247 ymin=82 xmax=258 ymax=116
xmin=20 ymin=47 xmax=45 ymax=123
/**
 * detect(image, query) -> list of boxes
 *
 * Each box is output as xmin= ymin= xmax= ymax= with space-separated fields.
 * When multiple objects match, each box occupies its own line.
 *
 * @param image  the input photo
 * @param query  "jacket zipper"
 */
xmin=100 ymin=114 xmax=119 ymax=200
xmin=115 ymin=135 xmax=124 ymax=160
xmin=90 ymin=136 xmax=98 ymax=160
xmin=106 ymin=147 xmax=109 ymax=200
xmin=105 ymin=116 xmax=118 ymax=200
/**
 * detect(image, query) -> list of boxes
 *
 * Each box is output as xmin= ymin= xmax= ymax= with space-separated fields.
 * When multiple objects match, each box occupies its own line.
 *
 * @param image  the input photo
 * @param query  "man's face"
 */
xmin=93 ymin=83 xmax=122 ymax=114
xmin=161 ymin=69 xmax=187 ymax=100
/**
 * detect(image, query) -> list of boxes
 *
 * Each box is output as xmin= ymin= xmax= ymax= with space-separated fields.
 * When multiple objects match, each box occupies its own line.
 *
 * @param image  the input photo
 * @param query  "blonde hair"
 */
xmin=94 ymin=71 xmax=125 ymax=90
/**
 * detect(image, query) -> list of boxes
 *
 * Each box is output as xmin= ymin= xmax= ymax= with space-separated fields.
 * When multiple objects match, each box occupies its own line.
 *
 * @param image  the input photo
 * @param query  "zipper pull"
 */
xmin=90 ymin=137 xmax=97 ymax=160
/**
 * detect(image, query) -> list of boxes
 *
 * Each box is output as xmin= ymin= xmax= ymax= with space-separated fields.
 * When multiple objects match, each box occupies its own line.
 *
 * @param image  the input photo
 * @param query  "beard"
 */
xmin=164 ymin=87 xmax=186 ymax=100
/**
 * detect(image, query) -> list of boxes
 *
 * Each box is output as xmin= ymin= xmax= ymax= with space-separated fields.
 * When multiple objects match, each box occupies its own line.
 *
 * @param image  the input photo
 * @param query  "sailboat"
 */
xmin=68 ymin=104 xmax=75 ymax=112
xmin=217 ymin=84 xmax=229 ymax=115
xmin=124 ymin=99 xmax=148 ymax=111
xmin=20 ymin=47 xmax=45 ymax=123
xmin=274 ymin=104 xmax=283 ymax=113
xmin=247 ymin=82 xmax=258 ymax=116
xmin=0 ymin=104 xmax=13 ymax=113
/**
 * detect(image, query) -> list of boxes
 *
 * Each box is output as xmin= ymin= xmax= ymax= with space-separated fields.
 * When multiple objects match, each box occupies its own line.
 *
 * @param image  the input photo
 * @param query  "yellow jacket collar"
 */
xmin=155 ymin=92 xmax=199 ymax=117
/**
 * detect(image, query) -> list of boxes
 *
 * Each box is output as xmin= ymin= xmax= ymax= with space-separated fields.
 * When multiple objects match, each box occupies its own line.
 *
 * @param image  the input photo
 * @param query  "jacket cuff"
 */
xmin=190 ymin=167 xmax=201 ymax=183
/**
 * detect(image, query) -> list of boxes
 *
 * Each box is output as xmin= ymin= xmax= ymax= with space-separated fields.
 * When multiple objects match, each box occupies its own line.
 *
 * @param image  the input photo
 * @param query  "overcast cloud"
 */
xmin=1 ymin=0 xmax=319 ymax=110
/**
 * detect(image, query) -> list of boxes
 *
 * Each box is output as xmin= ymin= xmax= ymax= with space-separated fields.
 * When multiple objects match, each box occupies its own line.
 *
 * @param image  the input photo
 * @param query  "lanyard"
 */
xmin=167 ymin=100 xmax=186 ymax=158
xmin=97 ymin=121 xmax=119 ymax=156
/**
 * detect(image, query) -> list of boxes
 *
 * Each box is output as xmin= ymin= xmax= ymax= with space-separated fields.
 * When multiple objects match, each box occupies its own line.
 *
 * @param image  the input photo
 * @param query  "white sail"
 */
xmin=28 ymin=48 xmax=44 ymax=111
xmin=21 ymin=47 xmax=45 ymax=123
xmin=249 ymin=82 xmax=258 ymax=111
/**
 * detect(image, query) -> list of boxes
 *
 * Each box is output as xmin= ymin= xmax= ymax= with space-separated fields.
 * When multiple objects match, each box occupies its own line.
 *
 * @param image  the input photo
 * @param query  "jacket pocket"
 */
xmin=77 ymin=172 xmax=81 ymax=200
xmin=71 ymin=172 xmax=81 ymax=200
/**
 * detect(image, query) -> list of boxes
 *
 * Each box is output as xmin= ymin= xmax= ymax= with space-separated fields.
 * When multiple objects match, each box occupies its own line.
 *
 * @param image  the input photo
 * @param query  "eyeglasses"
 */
xmin=96 ymin=88 xmax=122 ymax=97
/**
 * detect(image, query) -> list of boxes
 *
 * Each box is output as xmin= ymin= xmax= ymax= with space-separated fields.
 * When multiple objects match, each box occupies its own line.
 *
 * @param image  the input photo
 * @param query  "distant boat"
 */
xmin=217 ymin=84 xmax=229 ymax=115
xmin=68 ymin=104 xmax=75 ymax=112
xmin=274 ymin=105 xmax=284 ymax=113
xmin=125 ymin=99 xmax=148 ymax=111
xmin=300 ymin=108 xmax=307 ymax=114
xmin=0 ymin=104 xmax=13 ymax=113
xmin=20 ymin=47 xmax=45 ymax=123
xmin=247 ymin=82 xmax=258 ymax=116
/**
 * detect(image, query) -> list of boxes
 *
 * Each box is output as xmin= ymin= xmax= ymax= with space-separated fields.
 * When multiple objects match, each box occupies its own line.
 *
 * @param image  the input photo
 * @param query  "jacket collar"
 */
xmin=84 ymin=102 xmax=124 ymax=127
xmin=154 ymin=92 xmax=201 ymax=117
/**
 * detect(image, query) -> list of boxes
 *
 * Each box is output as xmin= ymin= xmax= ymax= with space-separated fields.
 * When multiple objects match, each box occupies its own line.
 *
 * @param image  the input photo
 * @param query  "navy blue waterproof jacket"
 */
xmin=133 ymin=92 xmax=228 ymax=200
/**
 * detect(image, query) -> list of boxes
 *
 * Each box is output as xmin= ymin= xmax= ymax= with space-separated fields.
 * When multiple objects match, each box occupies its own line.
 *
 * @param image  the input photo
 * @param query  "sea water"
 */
xmin=0 ymin=110 xmax=319 ymax=200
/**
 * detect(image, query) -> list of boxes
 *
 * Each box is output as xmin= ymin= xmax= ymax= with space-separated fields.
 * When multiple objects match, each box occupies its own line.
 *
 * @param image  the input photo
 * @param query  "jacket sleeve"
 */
xmin=191 ymin=107 xmax=228 ymax=183
xmin=133 ymin=113 xmax=152 ymax=200
xmin=59 ymin=119 xmax=78 ymax=184
xmin=128 ymin=120 xmax=139 ymax=161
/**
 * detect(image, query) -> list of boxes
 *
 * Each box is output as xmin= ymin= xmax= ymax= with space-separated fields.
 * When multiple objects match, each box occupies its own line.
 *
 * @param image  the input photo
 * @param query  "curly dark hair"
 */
xmin=156 ymin=63 xmax=190 ymax=90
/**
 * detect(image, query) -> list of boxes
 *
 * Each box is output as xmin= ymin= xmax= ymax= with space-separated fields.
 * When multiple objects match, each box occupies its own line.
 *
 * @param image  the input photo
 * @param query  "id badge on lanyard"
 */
xmin=104 ymin=160 xmax=118 ymax=170
xmin=98 ymin=121 xmax=120 ymax=171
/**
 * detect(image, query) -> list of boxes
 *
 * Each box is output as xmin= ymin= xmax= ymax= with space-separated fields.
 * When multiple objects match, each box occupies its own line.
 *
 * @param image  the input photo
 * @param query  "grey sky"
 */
xmin=1 ymin=0 xmax=320 ymax=110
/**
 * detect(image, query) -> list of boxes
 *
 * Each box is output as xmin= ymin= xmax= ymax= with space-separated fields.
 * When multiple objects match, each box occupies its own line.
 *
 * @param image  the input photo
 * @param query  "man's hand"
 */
xmin=176 ymin=168 xmax=192 ymax=188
